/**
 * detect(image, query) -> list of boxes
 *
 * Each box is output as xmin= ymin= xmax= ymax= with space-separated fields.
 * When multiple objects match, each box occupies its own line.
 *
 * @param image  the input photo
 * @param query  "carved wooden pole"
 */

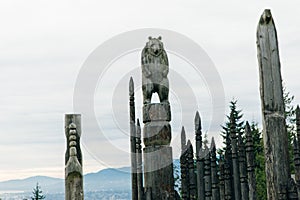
xmin=245 ymin=122 xmax=256 ymax=200
xmin=257 ymin=9 xmax=290 ymax=199
xmin=187 ymin=140 xmax=197 ymax=199
xmin=136 ymin=119 xmax=144 ymax=200
xmin=293 ymin=137 xmax=300 ymax=199
xmin=129 ymin=77 xmax=138 ymax=200
xmin=210 ymin=137 xmax=220 ymax=200
xmin=238 ymin=128 xmax=249 ymax=200
xmin=180 ymin=127 xmax=189 ymax=200
xmin=65 ymin=114 xmax=83 ymax=200
xmin=296 ymin=106 xmax=300 ymax=199
xmin=219 ymin=155 xmax=225 ymax=200
xmin=195 ymin=111 xmax=205 ymax=200
xmin=142 ymin=37 xmax=175 ymax=199
xmin=297 ymin=106 xmax=300 ymax=145
xmin=204 ymin=147 xmax=212 ymax=200
xmin=230 ymin=112 xmax=241 ymax=200
xmin=224 ymin=159 xmax=232 ymax=200
xmin=224 ymin=132 xmax=232 ymax=200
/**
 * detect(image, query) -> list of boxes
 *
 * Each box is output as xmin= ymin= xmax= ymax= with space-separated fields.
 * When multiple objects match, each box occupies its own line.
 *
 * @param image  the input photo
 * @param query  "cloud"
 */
xmin=0 ymin=1 xmax=300 ymax=181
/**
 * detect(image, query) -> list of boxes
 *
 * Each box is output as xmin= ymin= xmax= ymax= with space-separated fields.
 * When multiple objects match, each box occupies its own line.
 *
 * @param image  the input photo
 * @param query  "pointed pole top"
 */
xmin=181 ymin=126 xmax=186 ymax=150
xmin=245 ymin=121 xmax=251 ymax=136
xmin=195 ymin=111 xmax=201 ymax=131
xmin=296 ymin=105 xmax=300 ymax=116
xmin=259 ymin=9 xmax=273 ymax=25
xmin=129 ymin=77 xmax=134 ymax=96
xmin=137 ymin=118 xmax=140 ymax=127
xmin=210 ymin=136 xmax=216 ymax=149
xmin=187 ymin=139 xmax=192 ymax=147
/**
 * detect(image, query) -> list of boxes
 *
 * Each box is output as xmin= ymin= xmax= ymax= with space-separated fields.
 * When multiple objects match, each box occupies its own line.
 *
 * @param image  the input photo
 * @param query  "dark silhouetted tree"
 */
xmin=31 ymin=183 xmax=45 ymax=200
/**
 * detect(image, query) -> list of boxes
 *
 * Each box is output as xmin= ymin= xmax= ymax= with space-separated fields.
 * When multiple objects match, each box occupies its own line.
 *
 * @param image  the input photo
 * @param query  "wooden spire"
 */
xmin=195 ymin=111 xmax=205 ymax=200
xmin=257 ymin=9 xmax=290 ymax=199
xmin=245 ymin=122 xmax=256 ymax=200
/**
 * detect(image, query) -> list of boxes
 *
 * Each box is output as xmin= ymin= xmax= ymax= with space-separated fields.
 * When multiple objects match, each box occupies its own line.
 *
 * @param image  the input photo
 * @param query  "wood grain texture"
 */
xmin=257 ymin=9 xmax=290 ymax=200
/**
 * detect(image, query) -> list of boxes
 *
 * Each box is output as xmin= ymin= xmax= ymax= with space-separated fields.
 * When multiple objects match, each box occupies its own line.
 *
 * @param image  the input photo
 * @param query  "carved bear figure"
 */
xmin=141 ymin=36 xmax=169 ymax=104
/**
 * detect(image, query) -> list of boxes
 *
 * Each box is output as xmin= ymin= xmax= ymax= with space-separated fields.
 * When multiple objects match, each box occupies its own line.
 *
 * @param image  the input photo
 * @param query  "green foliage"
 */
xmin=218 ymin=100 xmax=244 ymax=154
xmin=31 ymin=183 xmax=45 ymax=200
xmin=283 ymin=86 xmax=297 ymax=173
xmin=250 ymin=122 xmax=267 ymax=200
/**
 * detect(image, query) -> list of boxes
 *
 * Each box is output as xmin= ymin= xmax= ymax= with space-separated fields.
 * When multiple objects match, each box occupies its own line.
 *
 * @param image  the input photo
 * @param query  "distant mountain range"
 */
xmin=0 ymin=167 xmax=131 ymax=194
xmin=0 ymin=159 xmax=180 ymax=198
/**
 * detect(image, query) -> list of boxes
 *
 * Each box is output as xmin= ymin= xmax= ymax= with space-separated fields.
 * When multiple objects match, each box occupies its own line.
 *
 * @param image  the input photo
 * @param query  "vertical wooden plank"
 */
xmin=129 ymin=77 xmax=138 ymax=200
xmin=256 ymin=9 xmax=290 ymax=199
xmin=245 ymin=122 xmax=256 ymax=200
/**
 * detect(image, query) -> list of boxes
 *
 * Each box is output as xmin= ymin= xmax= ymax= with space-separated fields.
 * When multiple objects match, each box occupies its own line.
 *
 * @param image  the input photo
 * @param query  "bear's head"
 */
xmin=146 ymin=36 xmax=164 ymax=57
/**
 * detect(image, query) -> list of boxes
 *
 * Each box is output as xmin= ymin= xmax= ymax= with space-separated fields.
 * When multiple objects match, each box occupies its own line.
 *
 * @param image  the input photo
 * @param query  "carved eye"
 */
xmin=158 ymin=36 xmax=162 ymax=40
xmin=148 ymin=36 xmax=152 ymax=40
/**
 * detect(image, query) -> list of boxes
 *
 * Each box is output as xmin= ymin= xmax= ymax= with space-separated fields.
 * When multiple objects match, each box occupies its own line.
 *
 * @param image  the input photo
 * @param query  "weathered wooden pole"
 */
xmin=245 ymin=122 xmax=256 ymax=200
xmin=224 ymin=132 xmax=232 ymax=200
xmin=293 ymin=137 xmax=300 ymax=199
xmin=142 ymin=37 xmax=175 ymax=199
xmin=210 ymin=137 xmax=220 ymax=200
xmin=297 ymin=106 xmax=300 ymax=145
xmin=256 ymin=9 xmax=290 ymax=199
xmin=195 ymin=111 xmax=205 ymax=200
xmin=219 ymin=155 xmax=225 ymax=200
xmin=224 ymin=159 xmax=232 ymax=200
xmin=238 ymin=128 xmax=249 ymax=200
xmin=230 ymin=113 xmax=241 ymax=200
xmin=204 ymin=146 xmax=212 ymax=200
xmin=180 ymin=127 xmax=189 ymax=200
xmin=129 ymin=77 xmax=138 ymax=200
xmin=136 ymin=119 xmax=144 ymax=200
xmin=187 ymin=140 xmax=197 ymax=199
xmin=65 ymin=114 xmax=83 ymax=200
xmin=295 ymin=106 xmax=300 ymax=199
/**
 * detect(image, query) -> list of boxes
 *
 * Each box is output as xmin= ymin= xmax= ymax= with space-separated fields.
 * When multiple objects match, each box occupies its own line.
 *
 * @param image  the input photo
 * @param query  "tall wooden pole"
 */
xmin=65 ymin=114 xmax=83 ymax=200
xmin=136 ymin=119 xmax=144 ymax=200
xmin=195 ymin=111 xmax=205 ymax=200
xmin=187 ymin=140 xmax=197 ymax=199
xmin=180 ymin=127 xmax=189 ymax=200
xmin=204 ymin=147 xmax=212 ymax=200
xmin=224 ymin=130 xmax=232 ymax=200
xmin=219 ymin=155 xmax=225 ymax=200
xmin=245 ymin=122 xmax=256 ymax=200
xmin=230 ymin=113 xmax=241 ymax=200
xmin=211 ymin=137 xmax=220 ymax=200
xmin=295 ymin=106 xmax=300 ymax=199
xmin=257 ymin=9 xmax=290 ymax=199
xmin=238 ymin=127 xmax=249 ymax=200
xmin=129 ymin=77 xmax=138 ymax=200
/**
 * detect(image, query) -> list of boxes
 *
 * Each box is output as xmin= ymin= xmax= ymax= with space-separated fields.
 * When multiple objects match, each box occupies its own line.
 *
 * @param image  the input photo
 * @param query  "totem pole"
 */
xmin=141 ymin=36 xmax=176 ymax=199
xmin=65 ymin=114 xmax=83 ymax=200
xmin=195 ymin=111 xmax=205 ymax=200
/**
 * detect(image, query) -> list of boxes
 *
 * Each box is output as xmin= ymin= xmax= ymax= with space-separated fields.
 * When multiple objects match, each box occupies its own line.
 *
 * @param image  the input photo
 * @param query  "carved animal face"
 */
xmin=146 ymin=36 xmax=163 ymax=57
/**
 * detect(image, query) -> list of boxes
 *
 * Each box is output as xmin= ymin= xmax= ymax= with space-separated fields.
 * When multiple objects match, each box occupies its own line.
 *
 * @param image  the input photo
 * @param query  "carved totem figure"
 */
xmin=141 ymin=36 xmax=169 ymax=104
xmin=141 ymin=36 xmax=176 ymax=199
xmin=65 ymin=114 xmax=83 ymax=200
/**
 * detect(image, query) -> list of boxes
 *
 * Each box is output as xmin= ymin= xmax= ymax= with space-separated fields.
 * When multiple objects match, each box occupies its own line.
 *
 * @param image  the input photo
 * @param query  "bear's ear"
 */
xmin=148 ymin=36 xmax=152 ymax=40
xmin=158 ymin=36 xmax=162 ymax=40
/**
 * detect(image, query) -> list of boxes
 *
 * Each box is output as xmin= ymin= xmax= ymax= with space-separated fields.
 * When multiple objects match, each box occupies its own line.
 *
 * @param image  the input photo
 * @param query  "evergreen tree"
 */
xmin=218 ymin=100 xmax=244 ymax=154
xmin=250 ymin=122 xmax=266 ymax=200
xmin=283 ymin=86 xmax=297 ymax=173
xmin=31 ymin=183 xmax=45 ymax=200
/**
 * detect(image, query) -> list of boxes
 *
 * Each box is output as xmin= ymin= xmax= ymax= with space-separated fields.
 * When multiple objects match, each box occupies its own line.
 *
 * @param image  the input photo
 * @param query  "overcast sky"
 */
xmin=1 ymin=1 xmax=300 ymax=182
